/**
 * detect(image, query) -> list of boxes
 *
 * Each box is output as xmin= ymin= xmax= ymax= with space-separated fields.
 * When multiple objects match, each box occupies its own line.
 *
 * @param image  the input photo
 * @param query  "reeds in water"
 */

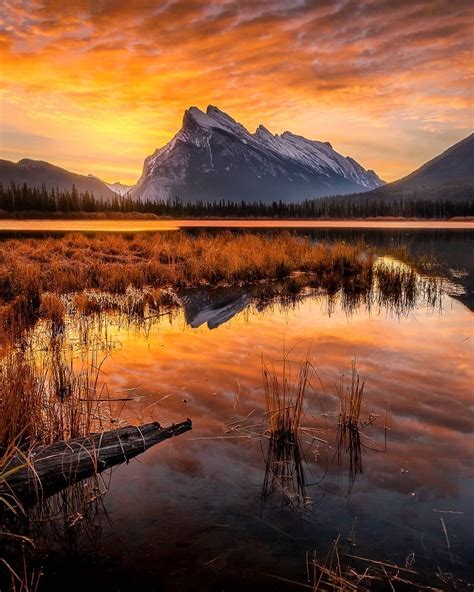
xmin=334 ymin=362 xmax=365 ymax=495
xmin=0 ymin=232 xmax=377 ymax=332
xmin=0 ymin=232 xmax=445 ymax=343
xmin=0 ymin=327 xmax=121 ymax=589
xmin=302 ymin=537 xmax=463 ymax=591
xmin=375 ymin=257 xmax=442 ymax=315
xmin=0 ymin=329 xmax=118 ymax=459
xmin=308 ymin=536 xmax=358 ymax=591
xmin=336 ymin=361 xmax=364 ymax=433
xmin=261 ymin=355 xmax=313 ymax=512
xmin=334 ymin=362 xmax=389 ymax=496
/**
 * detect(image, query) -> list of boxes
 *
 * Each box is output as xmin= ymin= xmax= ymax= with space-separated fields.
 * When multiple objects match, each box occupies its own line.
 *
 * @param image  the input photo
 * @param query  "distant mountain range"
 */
xmin=0 ymin=158 xmax=116 ymax=200
xmin=100 ymin=181 xmax=133 ymax=196
xmin=0 ymin=110 xmax=472 ymax=207
xmin=129 ymin=105 xmax=384 ymax=203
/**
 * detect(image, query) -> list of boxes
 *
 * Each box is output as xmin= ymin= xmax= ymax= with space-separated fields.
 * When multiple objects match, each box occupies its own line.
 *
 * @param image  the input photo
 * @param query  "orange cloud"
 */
xmin=0 ymin=0 xmax=472 ymax=183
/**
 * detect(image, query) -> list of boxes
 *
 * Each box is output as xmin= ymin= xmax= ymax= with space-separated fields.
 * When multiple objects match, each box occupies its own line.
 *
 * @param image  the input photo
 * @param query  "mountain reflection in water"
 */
xmin=18 ymin=276 xmax=472 ymax=592
xmin=3 ymin=229 xmax=473 ymax=592
xmin=182 ymin=289 xmax=252 ymax=329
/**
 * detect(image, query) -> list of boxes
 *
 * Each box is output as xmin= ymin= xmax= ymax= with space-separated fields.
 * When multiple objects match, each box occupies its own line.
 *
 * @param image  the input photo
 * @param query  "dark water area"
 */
xmin=2 ymin=226 xmax=473 ymax=591
xmin=299 ymin=228 xmax=474 ymax=308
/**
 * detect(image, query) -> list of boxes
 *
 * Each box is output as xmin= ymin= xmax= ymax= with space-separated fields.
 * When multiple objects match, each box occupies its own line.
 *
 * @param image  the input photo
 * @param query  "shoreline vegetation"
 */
xmin=1 ymin=182 xmax=473 ymax=220
xmin=0 ymin=232 xmax=377 ymax=293
xmin=0 ymin=232 xmax=441 ymax=333
xmin=1 ymin=210 xmax=473 ymax=222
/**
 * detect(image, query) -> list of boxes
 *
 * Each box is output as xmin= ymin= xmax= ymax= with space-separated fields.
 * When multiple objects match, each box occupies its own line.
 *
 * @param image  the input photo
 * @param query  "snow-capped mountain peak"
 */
xmin=105 ymin=181 xmax=133 ymax=196
xmin=206 ymin=105 xmax=247 ymax=132
xmin=184 ymin=106 xmax=214 ymax=129
xmin=183 ymin=105 xmax=248 ymax=136
xmin=254 ymin=124 xmax=274 ymax=140
xmin=131 ymin=105 xmax=384 ymax=203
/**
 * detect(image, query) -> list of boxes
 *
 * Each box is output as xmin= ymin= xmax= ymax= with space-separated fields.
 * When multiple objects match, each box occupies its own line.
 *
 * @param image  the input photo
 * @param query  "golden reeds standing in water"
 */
xmin=261 ymin=353 xmax=314 ymax=512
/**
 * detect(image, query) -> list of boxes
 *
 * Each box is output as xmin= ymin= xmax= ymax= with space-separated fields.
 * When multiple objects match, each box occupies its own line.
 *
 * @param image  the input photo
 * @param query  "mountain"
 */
xmin=102 ymin=181 xmax=133 ymax=196
xmin=359 ymin=133 xmax=474 ymax=203
xmin=379 ymin=133 xmax=474 ymax=194
xmin=130 ymin=105 xmax=384 ymax=204
xmin=311 ymin=134 xmax=473 ymax=219
xmin=0 ymin=159 xmax=117 ymax=200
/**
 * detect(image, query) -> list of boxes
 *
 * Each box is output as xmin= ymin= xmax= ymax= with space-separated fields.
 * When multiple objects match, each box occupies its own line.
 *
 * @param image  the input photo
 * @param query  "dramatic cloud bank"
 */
xmin=0 ymin=0 xmax=472 ymax=182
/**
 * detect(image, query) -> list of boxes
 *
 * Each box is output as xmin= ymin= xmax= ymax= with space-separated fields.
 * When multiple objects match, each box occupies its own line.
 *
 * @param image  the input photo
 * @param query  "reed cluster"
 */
xmin=0 ymin=331 xmax=116 ymax=458
xmin=263 ymin=356 xmax=310 ymax=435
xmin=0 ymin=231 xmax=373 ymax=299
xmin=302 ymin=537 xmax=462 ymax=591
xmin=336 ymin=361 xmax=364 ymax=432
xmin=261 ymin=355 xmax=314 ymax=511
xmin=0 ymin=322 xmax=120 ymax=589
xmin=374 ymin=257 xmax=442 ymax=313
xmin=334 ymin=362 xmax=367 ymax=495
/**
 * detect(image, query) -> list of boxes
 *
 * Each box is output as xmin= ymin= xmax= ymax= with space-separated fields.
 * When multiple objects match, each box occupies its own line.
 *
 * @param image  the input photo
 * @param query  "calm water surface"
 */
xmin=7 ymin=227 xmax=473 ymax=591
xmin=0 ymin=218 xmax=472 ymax=233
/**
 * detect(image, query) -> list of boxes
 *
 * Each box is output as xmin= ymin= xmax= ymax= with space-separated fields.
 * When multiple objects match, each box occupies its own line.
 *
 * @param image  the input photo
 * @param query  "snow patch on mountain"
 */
xmin=105 ymin=181 xmax=133 ymax=196
xmin=131 ymin=105 xmax=384 ymax=204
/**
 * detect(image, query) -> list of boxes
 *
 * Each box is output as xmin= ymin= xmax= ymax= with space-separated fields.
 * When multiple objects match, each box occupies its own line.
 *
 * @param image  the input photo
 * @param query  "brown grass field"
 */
xmin=0 ymin=232 xmax=380 ymax=330
xmin=0 ymin=231 xmax=374 ymax=296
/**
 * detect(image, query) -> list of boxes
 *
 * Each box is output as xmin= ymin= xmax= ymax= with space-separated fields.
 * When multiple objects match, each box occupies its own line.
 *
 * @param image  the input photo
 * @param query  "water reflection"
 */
xmin=27 ymin=473 xmax=110 ymax=554
xmin=32 ymin=284 xmax=469 ymax=584
xmin=1 ymin=255 xmax=473 ymax=589
xmin=81 ymin=285 xmax=471 ymax=589
xmin=176 ymin=258 xmax=443 ymax=335
xmin=182 ymin=289 xmax=252 ymax=330
xmin=261 ymin=428 xmax=312 ymax=514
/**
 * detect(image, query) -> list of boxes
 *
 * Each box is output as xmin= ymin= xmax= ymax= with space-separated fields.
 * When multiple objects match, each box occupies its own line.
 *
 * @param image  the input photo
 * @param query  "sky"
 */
xmin=0 ymin=0 xmax=472 ymax=184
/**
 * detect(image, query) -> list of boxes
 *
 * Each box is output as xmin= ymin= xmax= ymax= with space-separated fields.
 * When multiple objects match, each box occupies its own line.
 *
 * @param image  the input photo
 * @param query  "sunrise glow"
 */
xmin=1 ymin=1 xmax=472 ymax=183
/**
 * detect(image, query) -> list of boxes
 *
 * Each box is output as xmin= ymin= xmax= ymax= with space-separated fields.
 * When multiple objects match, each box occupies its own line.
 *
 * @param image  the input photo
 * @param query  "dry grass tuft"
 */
xmin=0 ymin=332 xmax=118 ymax=458
xmin=261 ymin=354 xmax=314 ymax=512
xmin=336 ymin=361 xmax=365 ymax=433
xmin=39 ymin=293 xmax=66 ymax=336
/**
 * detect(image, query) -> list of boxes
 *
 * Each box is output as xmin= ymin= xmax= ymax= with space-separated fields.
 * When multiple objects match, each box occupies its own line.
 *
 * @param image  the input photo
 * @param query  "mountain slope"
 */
xmin=131 ymin=105 xmax=383 ymax=204
xmin=0 ymin=159 xmax=117 ymax=200
xmin=104 ymin=181 xmax=133 ymax=196
xmin=377 ymin=133 xmax=474 ymax=195
xmin=311 ymin=134 xmax=473 ymax=218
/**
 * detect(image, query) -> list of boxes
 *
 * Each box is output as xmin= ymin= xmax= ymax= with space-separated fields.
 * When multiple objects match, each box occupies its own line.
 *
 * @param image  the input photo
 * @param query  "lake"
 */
xmin=2 ymin=225 xmax=473 ymax=591
xmin=0 ymin=219 xmax=472 ymax=234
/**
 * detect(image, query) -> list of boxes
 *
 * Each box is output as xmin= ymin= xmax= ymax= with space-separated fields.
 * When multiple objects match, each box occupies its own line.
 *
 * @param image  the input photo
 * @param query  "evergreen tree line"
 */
xmin=0 ymin=182 xmax=472 ymax=219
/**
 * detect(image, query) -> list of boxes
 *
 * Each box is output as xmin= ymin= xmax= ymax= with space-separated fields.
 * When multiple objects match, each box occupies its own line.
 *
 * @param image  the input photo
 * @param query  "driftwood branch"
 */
xmin=1 ymin=420 xmax=192 ymax=505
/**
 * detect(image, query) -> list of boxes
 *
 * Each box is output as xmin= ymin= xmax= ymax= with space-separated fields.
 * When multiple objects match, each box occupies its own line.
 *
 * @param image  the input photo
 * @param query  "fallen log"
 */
xmin=1 ymin=419 xmax=192 ymax=506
